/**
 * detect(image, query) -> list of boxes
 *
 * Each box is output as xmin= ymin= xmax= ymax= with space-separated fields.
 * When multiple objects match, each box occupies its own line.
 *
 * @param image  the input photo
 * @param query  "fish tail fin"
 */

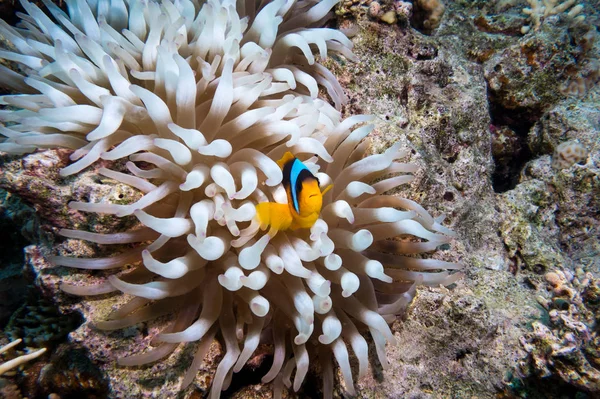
xmin=276 ymin=151 xmax=295 ymax=169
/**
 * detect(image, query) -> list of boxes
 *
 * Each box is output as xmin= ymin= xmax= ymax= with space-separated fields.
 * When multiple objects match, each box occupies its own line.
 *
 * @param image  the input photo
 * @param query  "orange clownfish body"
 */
xmin=255 ymin=152 xmax=332 ymax=236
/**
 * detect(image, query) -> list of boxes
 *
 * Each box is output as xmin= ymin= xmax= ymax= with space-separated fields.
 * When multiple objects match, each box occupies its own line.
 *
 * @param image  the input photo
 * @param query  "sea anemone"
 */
xmin=0 ymin=0 xmax=462 ymax=397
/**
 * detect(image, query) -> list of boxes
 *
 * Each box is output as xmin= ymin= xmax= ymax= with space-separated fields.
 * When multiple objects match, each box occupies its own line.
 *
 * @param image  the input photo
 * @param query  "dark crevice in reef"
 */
xmin=221 ymin=355 xmax=273 ymax=398
xmin=0 ymin=191 xmax=33 ymax=327
xmin=0 ymin=1 xmax=69 ymax=27
xmin=0 ymin=1 xmax=25 ymax=26
xmin=22 ymin=347 xmax=110 ymax=399
xmin=222 ymin=357 xmax=323 ymax=398
xmin=300 ymin=370 xmax=322 ymax=398
xmin=0 ymin=189 xmax=88 ymax=399
xmin=507 ymin=373 xmax=594 ymax=399
xmin=487 ymin=94 xmax=541 ymax=194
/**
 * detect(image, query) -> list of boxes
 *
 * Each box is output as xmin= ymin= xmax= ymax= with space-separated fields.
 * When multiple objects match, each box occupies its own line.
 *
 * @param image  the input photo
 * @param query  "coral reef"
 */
xmin=552 ymin=140 xmax=589 ymax=169
xmin=338 ymin=1 xmax=413 ymax=27
xmin=0 ymin=378 xmax=23 ymax=399
xmin=411 ymin=0 xmax=445 ymax=33
xmin=493 ymin=93 xmax=599 ymax=396
xmin=521 ymin=0 xmax=586 ymax=34
xmin=519 ymin=269 xmax=600 ymax=393
xmin=559 ymin=59 xmax=600 ymax=97
xmin=6 ymin=294 xmax=82 ymax=347
xmin=0 ymin=339 xmax=46 ymax=376
xmin=0 ymin=0 xmax=462 ymax=398
xmin=36 ymin=347 xmax=109 ymax=399
xmin=483 ymin=21 xmax=598 ymax=113
xmin=0 ymin=190 xmax=35 ymax=325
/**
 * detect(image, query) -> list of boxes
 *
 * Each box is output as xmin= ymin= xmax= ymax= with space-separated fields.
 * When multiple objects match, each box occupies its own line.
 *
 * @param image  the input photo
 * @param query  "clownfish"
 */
xmin=255 ymin=152 xmax=332 ymax=236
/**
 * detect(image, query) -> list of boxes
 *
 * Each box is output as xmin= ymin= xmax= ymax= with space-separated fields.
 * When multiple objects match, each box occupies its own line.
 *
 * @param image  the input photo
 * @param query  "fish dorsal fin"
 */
xmin=276 ymin=151 xmax=295 ymax=169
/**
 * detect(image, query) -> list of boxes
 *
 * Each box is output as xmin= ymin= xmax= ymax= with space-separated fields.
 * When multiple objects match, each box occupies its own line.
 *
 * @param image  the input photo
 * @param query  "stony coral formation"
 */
xmin=411 ymin=0 xmax=445 ymax=33
xmin=551 ymin=140 xmax=588 ymax=169
xmin=521 ymin=0 xmax=586 ymax=34
xmin=0 ymin=0 xmax=461 ymax=397
xmin=519 ymin=269 xmax=600 ymax=393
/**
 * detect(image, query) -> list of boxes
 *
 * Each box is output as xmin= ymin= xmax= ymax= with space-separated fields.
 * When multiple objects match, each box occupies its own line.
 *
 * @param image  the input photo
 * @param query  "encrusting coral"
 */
xmin=0 ymin=0 xmax=462 ymax=397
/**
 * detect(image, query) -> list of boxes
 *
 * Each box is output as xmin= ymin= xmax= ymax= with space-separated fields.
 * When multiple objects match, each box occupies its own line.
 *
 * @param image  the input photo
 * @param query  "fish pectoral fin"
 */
xmin=321 ymin=184 xmax=333 ymax=196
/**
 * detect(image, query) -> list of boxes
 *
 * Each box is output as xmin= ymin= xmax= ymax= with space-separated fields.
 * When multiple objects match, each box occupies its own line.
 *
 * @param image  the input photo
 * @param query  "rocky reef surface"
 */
xmin=1 ymin=0 xmax=599 ymax=398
